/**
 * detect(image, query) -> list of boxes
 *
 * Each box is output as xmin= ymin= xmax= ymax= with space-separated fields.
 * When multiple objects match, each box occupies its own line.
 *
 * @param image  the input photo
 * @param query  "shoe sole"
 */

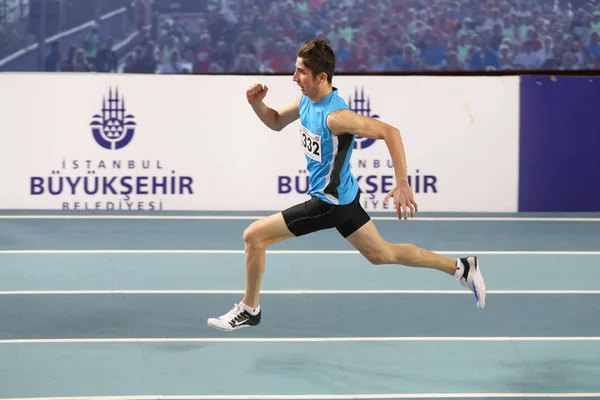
xmin=207 ymin=319 xmax=253 ymax=332
xmin=471 ymin=259 xmax=487 ymax=309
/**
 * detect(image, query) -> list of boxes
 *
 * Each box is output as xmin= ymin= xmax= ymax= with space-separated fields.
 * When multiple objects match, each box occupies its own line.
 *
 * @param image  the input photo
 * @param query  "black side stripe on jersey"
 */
xmin=324 ymin=133 xmax=353 ymax=200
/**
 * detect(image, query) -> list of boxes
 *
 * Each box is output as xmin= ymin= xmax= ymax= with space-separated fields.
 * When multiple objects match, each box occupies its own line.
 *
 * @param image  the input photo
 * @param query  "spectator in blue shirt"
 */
xmin=470 ymin=38 xmax=500 ymax=70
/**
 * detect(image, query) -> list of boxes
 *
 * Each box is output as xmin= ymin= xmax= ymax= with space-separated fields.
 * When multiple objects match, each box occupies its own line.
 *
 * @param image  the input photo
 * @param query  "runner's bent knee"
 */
xmin=242 ymin=223 xmax=262 ymax=247
xmin=362 ymin=242 xmax=393 ymax=265
xmin=243 ymin=213 xmax=293 ymax=248
xmin=243 ymin=222 xmax=277 ymax=248
xmin=345 ymin=221 xmax=393 ymax=265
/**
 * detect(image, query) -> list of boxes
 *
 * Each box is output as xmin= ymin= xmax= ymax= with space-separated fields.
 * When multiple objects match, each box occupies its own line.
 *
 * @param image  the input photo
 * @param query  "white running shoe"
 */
xmin=207 ymin=303 xmax=261 ymax=331
xmin=457 ymin=256 xmax=487 ymax=309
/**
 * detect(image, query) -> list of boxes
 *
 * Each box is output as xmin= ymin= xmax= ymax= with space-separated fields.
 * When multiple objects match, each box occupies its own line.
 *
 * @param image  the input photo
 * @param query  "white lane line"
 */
xmin=0 ymin=290 xmax=597 ymax=295
xmin=1 ymin=250 xmax=599 ymax=255
xmin=1 ymin=337 xmax=600 ymax=344
xmin=1 ymin=393 xmax=600 ymax=400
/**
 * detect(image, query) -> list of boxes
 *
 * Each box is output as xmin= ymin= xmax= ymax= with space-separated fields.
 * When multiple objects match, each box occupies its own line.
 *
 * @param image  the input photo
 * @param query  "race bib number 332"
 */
xmin=300 ymin=124 xmax=322 ymax=162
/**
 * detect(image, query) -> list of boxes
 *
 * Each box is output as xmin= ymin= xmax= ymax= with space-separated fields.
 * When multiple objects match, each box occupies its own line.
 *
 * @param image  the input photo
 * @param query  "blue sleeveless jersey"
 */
xmin=298 ymin=88 xmax=359 ymax=205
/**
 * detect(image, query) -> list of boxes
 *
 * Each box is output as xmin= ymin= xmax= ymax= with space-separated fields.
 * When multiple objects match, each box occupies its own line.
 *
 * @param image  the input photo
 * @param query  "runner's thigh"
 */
xmin=281 ymin=197 xmax=340 ymax=237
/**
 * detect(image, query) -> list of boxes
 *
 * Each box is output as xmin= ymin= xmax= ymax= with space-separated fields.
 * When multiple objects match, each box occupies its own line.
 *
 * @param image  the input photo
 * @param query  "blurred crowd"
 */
xmin=3 ymin=0 xmax=600 ymax=73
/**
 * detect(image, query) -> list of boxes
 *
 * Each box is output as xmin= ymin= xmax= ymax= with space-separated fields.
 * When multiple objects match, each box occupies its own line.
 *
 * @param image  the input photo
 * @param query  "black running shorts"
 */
xmin=281 ymin=191 xmax=371 ymax=238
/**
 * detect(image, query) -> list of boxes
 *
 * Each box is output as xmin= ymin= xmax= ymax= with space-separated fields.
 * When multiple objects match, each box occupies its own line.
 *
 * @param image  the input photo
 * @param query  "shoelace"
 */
xmin=222 ymin=303 xmax=244 ymax=320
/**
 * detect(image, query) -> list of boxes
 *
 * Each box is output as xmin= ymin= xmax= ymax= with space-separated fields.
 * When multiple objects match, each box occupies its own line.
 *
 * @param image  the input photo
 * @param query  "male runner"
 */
xmin=207 ymin=38 xmax=486 ymax=331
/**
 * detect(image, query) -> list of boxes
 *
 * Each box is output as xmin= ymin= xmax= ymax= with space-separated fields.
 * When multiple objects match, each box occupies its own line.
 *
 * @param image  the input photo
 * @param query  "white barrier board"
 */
xmin=0 ymin=73 xmax=520 ymax=212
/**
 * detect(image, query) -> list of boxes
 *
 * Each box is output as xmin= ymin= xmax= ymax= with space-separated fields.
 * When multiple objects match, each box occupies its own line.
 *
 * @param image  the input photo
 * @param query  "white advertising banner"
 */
xmin=0 ymin=73 xmax=520 ymax=212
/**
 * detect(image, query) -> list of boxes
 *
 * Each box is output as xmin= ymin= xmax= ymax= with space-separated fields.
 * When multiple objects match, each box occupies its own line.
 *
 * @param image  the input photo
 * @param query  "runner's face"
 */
xmin=293 ymin=58 xmax=318 ymax=96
